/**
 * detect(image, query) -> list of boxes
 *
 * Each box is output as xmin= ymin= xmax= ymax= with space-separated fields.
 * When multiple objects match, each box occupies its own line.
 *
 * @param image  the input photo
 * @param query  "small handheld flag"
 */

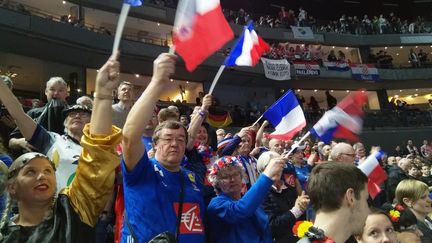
xmin=225 ymin=22 xmax=270 ymax=67
xmin=358 ymin=150 xmax=388 ymax=199
xmin=172 ymin=0 xmax=234 ymax=72
xmin=263 ymin=90 xmax=306 ymax=141
xmin=309 ymin=91 xmax=368 ymax=144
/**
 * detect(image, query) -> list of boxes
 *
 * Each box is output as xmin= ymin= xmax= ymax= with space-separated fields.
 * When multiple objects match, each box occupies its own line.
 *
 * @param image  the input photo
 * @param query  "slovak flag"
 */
xmin=225 ymin=22 xmax=270 ymax=67
xmin=310 ymin=91 xmax=368 ymax=144
xmin=123 ymin=0 xmax=142 ymax=6
xmin=173 ymin=0 xmax=234 ymax=72
xmin=358 ymin=150 xmax=388 ymax=199
xmin=263 ymin=90 xmax=306 ymax=140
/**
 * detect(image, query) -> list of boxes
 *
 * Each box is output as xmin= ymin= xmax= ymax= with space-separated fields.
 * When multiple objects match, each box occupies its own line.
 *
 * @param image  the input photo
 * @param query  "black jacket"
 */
xmin=385 ymin=165 xmax=409 ymax=203
xmin=418 ymin=217 xmax=432 ymax=243
xmin=262 ymin=182 xmax=302 ymax=243
xmin=1 ymin=195 xmax=94 ymax=243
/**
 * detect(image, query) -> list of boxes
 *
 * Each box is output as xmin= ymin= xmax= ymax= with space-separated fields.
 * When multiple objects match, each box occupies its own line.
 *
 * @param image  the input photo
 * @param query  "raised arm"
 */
xmin=209 ymin=157 xmax=285 ymax=223
xmin=65 ymin=52 xmax=122 ymax=227
xmin=0 ymin=79 xmax=36 ymax=141
xmin=186 ymin=94 xmax=212 ymax=150
xmin=255 ymin=120 xmax=269 ymax=148
xmin=90 ymin=53 xmax=120 ymax=135
xmin=122 ymin=53 xmax=176 ymax=171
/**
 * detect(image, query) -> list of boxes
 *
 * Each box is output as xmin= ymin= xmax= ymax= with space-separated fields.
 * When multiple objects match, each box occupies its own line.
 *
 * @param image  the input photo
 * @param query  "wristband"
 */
xmin=93 ymin=92 xmax=112 ymax=100
xmin=198 ymin=110 xmax=207 ymax=117
xmin=290 ymin=207 xmax=304 ymax=219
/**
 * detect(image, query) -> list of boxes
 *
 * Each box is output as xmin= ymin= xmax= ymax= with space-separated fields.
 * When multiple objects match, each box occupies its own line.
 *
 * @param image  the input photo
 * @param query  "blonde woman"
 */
xmin=395 ymin=179 xmax=432 ymax=243
xmin=0 ymin=53 xmax=121 ymax=242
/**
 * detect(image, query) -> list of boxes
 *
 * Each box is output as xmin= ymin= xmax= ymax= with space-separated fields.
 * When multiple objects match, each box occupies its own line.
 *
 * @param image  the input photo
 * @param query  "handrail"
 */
xmin=0 ymin=0 xmax=171 ymax=47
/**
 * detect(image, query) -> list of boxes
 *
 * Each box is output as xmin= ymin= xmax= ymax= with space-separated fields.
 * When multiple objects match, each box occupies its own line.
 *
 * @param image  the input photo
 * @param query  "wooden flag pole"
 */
xmin=112 ymin=3 xmax=131 ymax=55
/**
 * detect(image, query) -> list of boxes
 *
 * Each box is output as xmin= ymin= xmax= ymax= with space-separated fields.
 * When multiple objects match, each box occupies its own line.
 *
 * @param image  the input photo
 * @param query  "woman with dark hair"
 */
xmin=355 ymin=207 xmax=398 ymax=243
xmin=0 ymin=54 xmax=121 ymax=242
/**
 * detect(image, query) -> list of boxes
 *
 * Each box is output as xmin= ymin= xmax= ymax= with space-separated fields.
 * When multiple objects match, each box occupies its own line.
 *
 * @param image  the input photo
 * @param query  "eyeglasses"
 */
xmin=158 ymin=137 xmax=186 ymax=145
xmin=68 ymin=111 xmax=90 ymax=118
xmin=341 ymin=153 xmax=356 ymax=157
xmin=219 ymin=172 xmax=241 ymax=182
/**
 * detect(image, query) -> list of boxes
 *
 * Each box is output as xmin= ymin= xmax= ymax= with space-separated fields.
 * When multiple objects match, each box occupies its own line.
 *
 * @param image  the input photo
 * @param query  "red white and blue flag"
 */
xmin=358 ymin=150 xmax=388 ymax=199
xmin=293 ymin=60 xmax=321 ymax=76
xmin=173 ymin=0 xmax=234 ymax=72
xmin=350 ymin=64 xmax=379 ymax=81
xmin=323 ymin=61 xmax=350 ymax=72
xmin=263 ymin=90 xmax=306 ymax=140
xmin=310 ymin=91 xmax=368 ymax=144
xmin=225 ymin=22 xmax=270 ymax=67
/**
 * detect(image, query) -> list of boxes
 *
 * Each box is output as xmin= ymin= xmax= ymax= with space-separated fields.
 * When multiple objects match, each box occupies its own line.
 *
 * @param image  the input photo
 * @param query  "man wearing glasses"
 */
xmin=121 ymin=53 xmax=205 ymax=243
xmin=329 ymin=142 xmax=356 ymax=164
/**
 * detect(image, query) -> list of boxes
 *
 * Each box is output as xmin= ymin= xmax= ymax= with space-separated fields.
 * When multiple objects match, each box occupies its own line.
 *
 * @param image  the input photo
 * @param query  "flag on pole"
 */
xmin=224 ymin=22 xmax=270 ymax=67
xmin=124 ymin=0 xmax=142 ymax=6
xmin=358 ymin=150 xmax=388 ymax=199
xmin=309 ymin=91 xmax=368 ymax=144
xmin=263 ymin=90 xmax=306 ymax=140
xmin=172 ymin=0 xmax=234 ymax=72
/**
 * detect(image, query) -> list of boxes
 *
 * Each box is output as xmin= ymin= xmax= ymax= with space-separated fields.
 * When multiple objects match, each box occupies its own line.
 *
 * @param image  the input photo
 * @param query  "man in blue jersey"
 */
xmin=121 ymin=53 xmax=205 ymax=243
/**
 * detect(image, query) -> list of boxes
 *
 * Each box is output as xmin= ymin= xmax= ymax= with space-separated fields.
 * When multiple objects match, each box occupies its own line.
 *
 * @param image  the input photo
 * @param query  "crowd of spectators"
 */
xmin=264 ymin=43 xmax=330 ymax=63
xmin=223 ymin=6 xmax=431 ymax=35
xmin=320 ymin=13 xmax=429 ymax=35
xmin=3 ymin=3 xmax=432 ymax=242
xmin=1 ymin=50 xmax=432 ymax=242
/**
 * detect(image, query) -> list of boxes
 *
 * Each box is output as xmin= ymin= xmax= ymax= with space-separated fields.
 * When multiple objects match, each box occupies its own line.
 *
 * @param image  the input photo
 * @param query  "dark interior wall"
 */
xmin=360 ymin=127 xmax=432 ymax=154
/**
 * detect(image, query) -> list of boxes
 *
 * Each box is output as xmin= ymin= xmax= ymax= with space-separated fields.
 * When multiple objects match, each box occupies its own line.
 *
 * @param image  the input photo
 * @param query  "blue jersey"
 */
xmin=121 ymin=153 xmax=205 ymax=243
xmin=141 ymin=136 xmax=153 ymax=152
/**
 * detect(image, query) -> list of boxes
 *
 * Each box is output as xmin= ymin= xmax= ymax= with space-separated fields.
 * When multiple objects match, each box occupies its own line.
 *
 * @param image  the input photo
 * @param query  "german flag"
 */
xmin=207 ymin=110 xmax=232 ymax=128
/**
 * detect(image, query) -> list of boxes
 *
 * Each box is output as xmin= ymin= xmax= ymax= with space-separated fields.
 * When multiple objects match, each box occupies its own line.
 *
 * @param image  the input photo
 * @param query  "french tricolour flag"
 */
xmin=263 ymin=90 xmax=306 ymax=140
xmin=173 ymin=0 xmax=234 ymax=72
xmin=358 ymin=150 xmax=388 ymax=199
xmin=310 ymin=91 xmax=368 ymax=144
xmin=224 ymin=22 xmax=270 ymax=67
